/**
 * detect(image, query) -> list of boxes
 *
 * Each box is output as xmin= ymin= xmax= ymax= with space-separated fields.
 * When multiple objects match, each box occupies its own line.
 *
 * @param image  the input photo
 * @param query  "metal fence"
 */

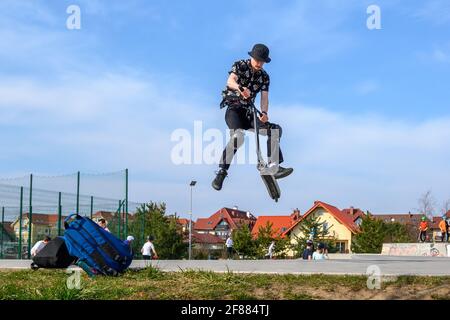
xmin=0 ymin=169 xmax=142 ymax=259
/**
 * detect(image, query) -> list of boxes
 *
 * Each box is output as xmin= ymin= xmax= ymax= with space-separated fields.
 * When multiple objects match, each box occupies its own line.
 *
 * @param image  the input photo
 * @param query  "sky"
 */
xmin=0 ymin=0 xmax=449 ymax=219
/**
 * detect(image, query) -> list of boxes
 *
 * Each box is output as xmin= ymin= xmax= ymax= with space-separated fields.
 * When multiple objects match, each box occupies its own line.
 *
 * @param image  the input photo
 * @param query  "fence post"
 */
xmin=1 ymin=207 xmax=4 ymax=259
xmin=76 ymin=171 xmax=80 ymax=214
xmin=142 ymin=204 xmax=146 ymax=255
xmin=58 ymin=192 xmax=62 ymax=236
xmin=18 ymin=187 xmax=23 ymax=260
xmin=117 ymin=200 xmax=122 ymax=239
xmin=125 ymin=168 xmax=128 ymax=238
xmin=90 ymin=196 xmax=94 ymax=220
xmin=27 ymin=174 xmax=33 ymax=259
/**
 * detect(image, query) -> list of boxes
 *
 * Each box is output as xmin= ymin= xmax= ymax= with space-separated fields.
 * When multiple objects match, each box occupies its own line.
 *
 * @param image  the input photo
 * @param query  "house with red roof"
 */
xmin=176 ymin=218 xmax=193 ymax=234
xmin=0 ymin=221 xmax=16 ymax=242
xmin=371 ymin=211 xmax=450 ymax=241
xmin=10 ymin=213 xmax=67 ymax=245
xmin=190 ymin=232 xmax=225 ymax=254
xmin=194 ymin=207 xmax=256 ymax=240
xmin=251 ymin=209 xmax=301 ymax=239
xmin=282 ymin=201 xmax=365 ymax=254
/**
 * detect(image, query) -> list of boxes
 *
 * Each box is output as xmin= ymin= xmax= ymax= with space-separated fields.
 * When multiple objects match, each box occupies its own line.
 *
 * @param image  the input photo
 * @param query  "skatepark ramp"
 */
xmin=382 ymin=243 xmax=450 ymax=257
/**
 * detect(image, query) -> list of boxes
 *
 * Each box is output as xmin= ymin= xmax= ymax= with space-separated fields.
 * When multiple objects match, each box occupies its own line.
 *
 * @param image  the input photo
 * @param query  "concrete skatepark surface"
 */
xmin=2 ymin=255 xmax=450 ymax=276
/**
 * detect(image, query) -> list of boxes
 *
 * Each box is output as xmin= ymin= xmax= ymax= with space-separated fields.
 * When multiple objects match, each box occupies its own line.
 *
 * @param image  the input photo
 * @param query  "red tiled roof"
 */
xmin=92 ymin=211 xmax=135 ymax=222
xmin=92 ymin=211 xmax=115 ymax=220
xmin=20 ymin=213 xmax=66 ymax=226
xmin=319 ymin=202 xmax=359 ymax=233
xmin=194 ymin=207 xmax=256 ymax=231
xmin=372 ymin=213 xmax=423 ymax=225
xmin=341 ymin=208 xmax=365 ymax=222
xmin=282 ymin=201 xmax=359 ymax=236
xmin=251 ymin=216 xmax=293 ymax=238
xmin=191 ymin=232 xmax=225 ymax=244
xmin=1 ymin=222 xmax=15 ymax=238
xmin=177 ymin=218 xmax=191 ymax=225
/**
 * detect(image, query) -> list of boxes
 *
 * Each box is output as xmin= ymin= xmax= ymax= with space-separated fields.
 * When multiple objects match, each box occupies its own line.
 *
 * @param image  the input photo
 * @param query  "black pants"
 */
xmin=143 ymin=255 xmax=152 ymax=260
xmin=219 ymin=106 xmax=284 ymax=171
xmin=419 ymin=231 xmax=427 ymax=242
xmin=227 ymin=247 xmax=233 ymax=258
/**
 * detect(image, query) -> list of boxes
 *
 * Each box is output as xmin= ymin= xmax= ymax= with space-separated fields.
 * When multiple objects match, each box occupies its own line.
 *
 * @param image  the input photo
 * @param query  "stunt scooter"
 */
xmin=249 ymin=101 xmax=281 ymax=202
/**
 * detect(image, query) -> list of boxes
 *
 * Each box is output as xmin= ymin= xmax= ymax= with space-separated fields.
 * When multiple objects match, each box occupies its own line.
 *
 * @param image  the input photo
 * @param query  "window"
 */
xmin=322 ymin=222 xmax=328 ymax=232
xmin=336 ymin=242 xmax=346 ymax=253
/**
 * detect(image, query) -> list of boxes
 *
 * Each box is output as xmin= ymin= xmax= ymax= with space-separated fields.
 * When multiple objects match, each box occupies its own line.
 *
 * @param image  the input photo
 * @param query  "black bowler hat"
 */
xmin=248 ymin=43 xmax=271 ymax=63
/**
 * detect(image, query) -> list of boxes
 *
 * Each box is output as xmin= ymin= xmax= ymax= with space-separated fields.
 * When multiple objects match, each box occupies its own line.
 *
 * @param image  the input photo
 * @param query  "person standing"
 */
xmin=267 ymin=241 xmax=275 ymax=259
xmin=123 ymin=235 xmax=135 ymax=256
xmin=419 ymin=216 xmax=428 ymax=242
xmin=141 ymin=236 xmax=158 ymax=260
xmin=226 ymin=235 xmax=234 ymax=259
xmin=439 ymin=217 xmax=447 ymax=242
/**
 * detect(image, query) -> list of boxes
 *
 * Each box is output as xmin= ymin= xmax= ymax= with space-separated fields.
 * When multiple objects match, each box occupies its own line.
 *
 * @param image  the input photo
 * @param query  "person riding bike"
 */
xmin=212 ymin=44 xmax=293 ymax=191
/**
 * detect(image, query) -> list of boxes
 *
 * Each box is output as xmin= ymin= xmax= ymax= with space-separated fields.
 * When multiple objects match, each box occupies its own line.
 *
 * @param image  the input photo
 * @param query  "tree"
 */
xmin=384 ymin=221 xmax=411 ymax=243
xmin=352 ymin=214 xmax=411 ymax=253
xmin=290 ymin=215 xmax=335 ymax=257
xmin=232 ymin=225 xmax=256 ymax=259
xmin=417 ymin=190 xmax=436 ymax=221
xmin=255 ymin=221 xmax=275 ymax=258
xmin=442 ymin=199 xmax=450 ymax=216
xmin=127 ymin=202 xmax=187 ymax=259
xmin=352 ymin=215 xmax=386 ymax=253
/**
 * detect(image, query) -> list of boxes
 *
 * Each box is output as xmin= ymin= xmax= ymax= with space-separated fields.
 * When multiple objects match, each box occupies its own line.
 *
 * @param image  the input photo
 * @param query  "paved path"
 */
xmin=2 ymin=256 xmax=450 ymax=276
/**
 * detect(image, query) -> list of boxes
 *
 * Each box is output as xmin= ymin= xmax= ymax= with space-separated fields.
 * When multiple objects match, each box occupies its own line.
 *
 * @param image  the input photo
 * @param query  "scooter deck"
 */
xmin=260 ymin=174 xmax=281 ymax=202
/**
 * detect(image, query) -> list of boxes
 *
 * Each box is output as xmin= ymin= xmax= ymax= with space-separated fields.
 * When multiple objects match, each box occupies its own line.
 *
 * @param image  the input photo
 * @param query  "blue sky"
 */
xmin=0 ymin=0 xmax=449 ymax=218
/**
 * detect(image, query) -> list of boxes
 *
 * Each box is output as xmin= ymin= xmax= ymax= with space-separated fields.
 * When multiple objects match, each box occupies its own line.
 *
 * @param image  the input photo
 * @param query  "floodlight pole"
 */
xmin=189 ymin=181 xmax=196 ymax=260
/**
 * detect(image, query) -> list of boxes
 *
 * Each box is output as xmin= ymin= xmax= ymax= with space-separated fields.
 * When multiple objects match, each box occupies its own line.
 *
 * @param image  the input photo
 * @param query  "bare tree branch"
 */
xmin=416 ymin=190 xmax=437 ymax=220
xmin=442 ymin=199 xmax=450 ymax=216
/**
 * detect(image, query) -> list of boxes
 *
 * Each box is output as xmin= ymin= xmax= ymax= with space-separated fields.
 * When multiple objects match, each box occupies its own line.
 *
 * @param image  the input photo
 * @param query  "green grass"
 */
xmin=1 ymin=268 xmax=450 ymax=300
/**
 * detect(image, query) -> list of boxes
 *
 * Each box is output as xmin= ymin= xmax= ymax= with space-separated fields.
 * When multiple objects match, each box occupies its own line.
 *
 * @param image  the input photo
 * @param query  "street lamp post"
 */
xmin=189 ymin=180 xmax=197 ymax=260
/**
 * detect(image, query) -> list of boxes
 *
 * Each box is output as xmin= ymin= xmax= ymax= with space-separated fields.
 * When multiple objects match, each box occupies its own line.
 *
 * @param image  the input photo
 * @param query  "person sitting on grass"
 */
xmin=312 ymin=243 xmax=328 ymax=260
xmin=302 ymin=241 xmax=314 ymax=260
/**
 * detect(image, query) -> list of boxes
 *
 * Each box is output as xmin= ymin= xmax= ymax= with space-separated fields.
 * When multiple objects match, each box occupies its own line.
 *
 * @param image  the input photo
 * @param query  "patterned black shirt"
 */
xmin=221 ymin=59 xmax=270 ymax=108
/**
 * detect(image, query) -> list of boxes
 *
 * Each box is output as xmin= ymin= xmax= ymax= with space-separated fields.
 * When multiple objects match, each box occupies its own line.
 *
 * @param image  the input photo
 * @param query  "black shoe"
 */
xmin=274 ymin=166 xmax=293 ymax=179
xmin=212 ymin=169 xmax=228 ymax=190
